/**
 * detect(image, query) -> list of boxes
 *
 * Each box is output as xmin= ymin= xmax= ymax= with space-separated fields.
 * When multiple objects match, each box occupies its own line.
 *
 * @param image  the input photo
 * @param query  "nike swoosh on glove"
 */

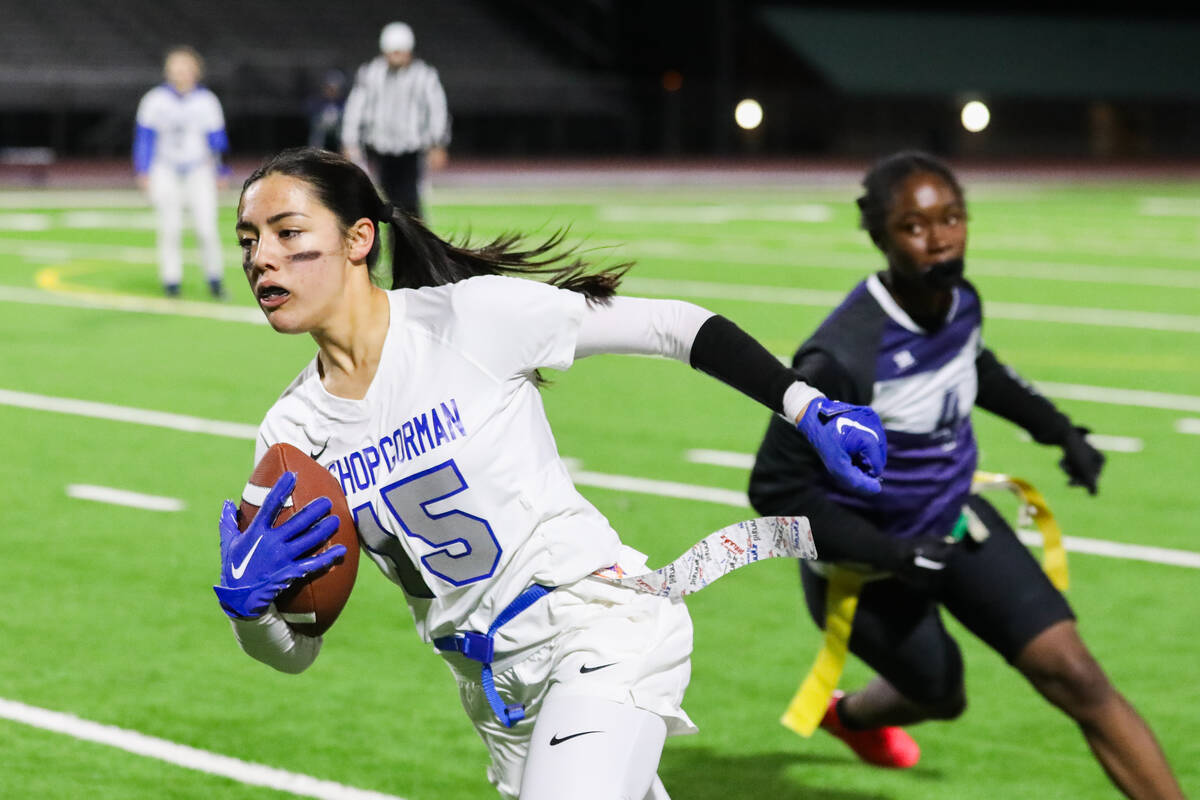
xmin=796 ymin=399 xmax=888 ymax=495
xmin=213 ymin=471 xmax=346 ymax=620
xmin=1059 ymin=425 xmax=1104 ymax=495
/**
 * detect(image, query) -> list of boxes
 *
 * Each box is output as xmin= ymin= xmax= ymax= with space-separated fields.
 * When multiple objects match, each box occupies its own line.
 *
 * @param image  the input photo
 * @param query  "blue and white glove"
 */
xmin=796 ymin=398 xmax=887 ymax=496
xmin=213 ymin=471 xmax=346 ymax=620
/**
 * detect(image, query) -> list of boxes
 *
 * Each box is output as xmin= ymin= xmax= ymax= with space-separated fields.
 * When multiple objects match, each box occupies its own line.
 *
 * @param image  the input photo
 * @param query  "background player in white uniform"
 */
xmin=213 ymin=147 xmax=887 ymax=800
xmin=133 ymin=45 xmax=230 ymax=299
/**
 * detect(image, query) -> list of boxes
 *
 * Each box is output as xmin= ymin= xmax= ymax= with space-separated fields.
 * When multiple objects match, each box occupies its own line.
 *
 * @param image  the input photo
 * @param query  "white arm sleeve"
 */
xmin=229 ymin=606 xmax=321 ymax=674
xmin=574 ymin=296 xmax=714 ymax=362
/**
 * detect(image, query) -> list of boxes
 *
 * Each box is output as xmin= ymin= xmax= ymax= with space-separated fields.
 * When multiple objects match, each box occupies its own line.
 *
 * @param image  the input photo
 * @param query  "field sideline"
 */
xmin=1 ymin=166 xmax=1197 ymax=799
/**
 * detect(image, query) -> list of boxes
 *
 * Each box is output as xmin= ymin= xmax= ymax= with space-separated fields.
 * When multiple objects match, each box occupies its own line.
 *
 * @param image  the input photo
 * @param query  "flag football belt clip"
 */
xmin=434 ymin=584 xmax=555 ymax=727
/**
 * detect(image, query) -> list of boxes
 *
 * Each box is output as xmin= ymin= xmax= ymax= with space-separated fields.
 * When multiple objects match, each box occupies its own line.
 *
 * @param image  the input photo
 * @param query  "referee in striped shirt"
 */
xmin=342 ymin=21 xmax=450 ymax=220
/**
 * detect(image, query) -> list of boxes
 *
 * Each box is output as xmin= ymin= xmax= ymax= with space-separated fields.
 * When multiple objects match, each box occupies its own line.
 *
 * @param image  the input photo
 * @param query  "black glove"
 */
xmin=884 ymin=536 xmax=959 ymax=594
xmin=1059 ymin=425 xmax=1104 ymax=495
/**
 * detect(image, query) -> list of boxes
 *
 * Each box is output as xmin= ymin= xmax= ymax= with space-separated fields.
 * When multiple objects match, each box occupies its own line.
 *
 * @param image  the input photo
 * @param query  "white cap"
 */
xmin=379 ymin=22 xmax=414 ymax=53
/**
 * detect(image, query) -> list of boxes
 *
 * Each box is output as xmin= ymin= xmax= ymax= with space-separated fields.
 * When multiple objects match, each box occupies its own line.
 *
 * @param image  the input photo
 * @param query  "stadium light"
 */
xmin=735 ymin=98 xmax=763 ymax=130
xmin=961 ymin=100 xmax=990 ymax=133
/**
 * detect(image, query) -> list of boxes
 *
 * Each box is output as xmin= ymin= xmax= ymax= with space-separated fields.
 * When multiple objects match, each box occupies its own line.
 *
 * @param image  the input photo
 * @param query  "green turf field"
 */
xmin=1 ymin=171 xmax=1197 ymax=799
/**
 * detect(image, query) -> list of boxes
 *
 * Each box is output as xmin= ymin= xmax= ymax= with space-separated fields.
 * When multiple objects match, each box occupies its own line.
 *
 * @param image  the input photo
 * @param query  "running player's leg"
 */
xmin=519 ymin=692 xmax=667 ymax=800
xmin=149 ymin=164 xmax=184 ymax=294
xmin=186 ymin=165 xmax=225 ymax=296
xmin=801 ymin=563 xmax=966 ymax=726
xmin=950 ymin=496 xmax=1184 ymax=799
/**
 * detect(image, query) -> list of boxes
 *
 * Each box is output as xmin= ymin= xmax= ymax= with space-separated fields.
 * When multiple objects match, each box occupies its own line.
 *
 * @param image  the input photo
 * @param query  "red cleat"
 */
xmin=820 ymin=691 xmax=920 ymax=768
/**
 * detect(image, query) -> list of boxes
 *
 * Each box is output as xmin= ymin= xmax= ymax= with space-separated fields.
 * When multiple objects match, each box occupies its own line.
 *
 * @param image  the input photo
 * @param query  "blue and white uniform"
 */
xmin=227 ymin=278 xmax=832 ymax=799
xmin=133 ymin=83 xmax=229 ymax=291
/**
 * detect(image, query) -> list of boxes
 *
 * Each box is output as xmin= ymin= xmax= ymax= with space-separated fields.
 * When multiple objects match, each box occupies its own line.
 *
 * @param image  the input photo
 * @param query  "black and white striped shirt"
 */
xmin=341 ymin=56 xmax=450 ymax=156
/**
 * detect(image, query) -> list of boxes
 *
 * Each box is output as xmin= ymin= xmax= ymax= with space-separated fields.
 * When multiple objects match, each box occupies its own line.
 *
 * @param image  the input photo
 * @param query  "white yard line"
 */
xmin=686 ymin=449 xmax=757 ymax=469
xmin=65 ymin=484 xmax=185 ymax=512
xmin=1036 ymin=382 xmax=1200 ymax=414
xmin=1177 ymin=418 xmax=1200 ymax=435
xmin=0 ymin=236 xmax=241 ymax=265
xmin=581 ymin=465 xmax=1200 ymax=571
xmin=1139 ymin=196 xmax=1200 ymax=217
xmin=0 ymin=698 xmax=407 ymax=800
xmin=1083 ymin=434 xmax=1143 ymax=453
xmin=4 ymin=227 xmax=1200 ymax=288
xmin=569 ymin=469 xmax=751 ymax=508
xmin=2 ymin=387 xmax=1197 ymax=571
xmin=1018 ymin=532 xmax=1200 ymax=570
xmin=625 ymin=239 xmax=1200 ymax=289
xmin=4 ymin=286 xmax=1199 ymax=413
xmin=620 ymin=277 xmax=1200 ymax=333
xmin=0 ymin=389 xmax=259 ymax=438
xmin=0 ymin=285 xmax=266 ymax=323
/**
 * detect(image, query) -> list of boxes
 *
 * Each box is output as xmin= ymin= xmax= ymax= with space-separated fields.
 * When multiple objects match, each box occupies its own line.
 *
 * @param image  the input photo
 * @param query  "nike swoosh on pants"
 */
xmin=549 ymin=730 xmax=602 ymax=746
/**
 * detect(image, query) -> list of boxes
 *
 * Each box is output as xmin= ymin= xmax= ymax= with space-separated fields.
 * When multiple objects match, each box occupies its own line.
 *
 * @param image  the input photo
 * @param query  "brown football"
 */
xmin=238 ymin=442 xmax=358 ymax=636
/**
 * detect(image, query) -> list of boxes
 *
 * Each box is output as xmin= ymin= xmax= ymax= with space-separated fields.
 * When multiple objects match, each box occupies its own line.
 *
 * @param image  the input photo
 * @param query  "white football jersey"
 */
xmin=135 ymin=84 xmax=225 ymax=169
xmin=255 ymin=275 xmax=626 ymax=644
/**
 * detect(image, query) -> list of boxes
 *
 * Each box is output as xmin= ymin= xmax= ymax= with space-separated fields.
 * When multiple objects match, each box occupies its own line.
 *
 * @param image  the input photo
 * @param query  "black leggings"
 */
xmin=369 ymin=150 xmax=424 ymax=220
xmin=801 ymin=494 xmax=1075 ymax=706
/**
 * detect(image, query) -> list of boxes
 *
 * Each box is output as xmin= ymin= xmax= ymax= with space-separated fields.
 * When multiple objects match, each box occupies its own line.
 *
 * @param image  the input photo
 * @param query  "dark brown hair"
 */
xmin=239 ymin=146 xmax=630 ymax=300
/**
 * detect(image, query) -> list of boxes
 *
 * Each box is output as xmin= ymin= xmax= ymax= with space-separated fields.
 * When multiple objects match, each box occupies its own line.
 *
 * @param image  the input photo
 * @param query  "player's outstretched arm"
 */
xmin=794 ymin=399 xmax=886 ymax=495
xmin=573 ymin=297 xmax=885 ymax=494
xmin=974 ymin=348 xmax=1104 ymax=494
xmin=213 ymin=471 xmax=346 ymax=620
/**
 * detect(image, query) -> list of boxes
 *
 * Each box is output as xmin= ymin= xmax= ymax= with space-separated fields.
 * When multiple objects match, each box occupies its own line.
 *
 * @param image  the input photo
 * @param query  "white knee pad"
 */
xmin=519 ymin=693 xmax=668 ymax=800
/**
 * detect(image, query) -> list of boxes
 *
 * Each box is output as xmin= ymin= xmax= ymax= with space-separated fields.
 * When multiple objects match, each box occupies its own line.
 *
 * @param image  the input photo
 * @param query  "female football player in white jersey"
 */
xmin=133 ymin=46 xmax=230 ymax=299
xmin=749 ymin=150 xmax=1183 ymax=798
xmin=213 ymin=146 xmax=888 ymax=800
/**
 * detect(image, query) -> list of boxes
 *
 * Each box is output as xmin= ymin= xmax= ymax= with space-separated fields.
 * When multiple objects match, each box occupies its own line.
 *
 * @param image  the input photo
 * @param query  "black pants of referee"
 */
xmin=368 ymin=149 xmax=424 ymax=221
xmin=800 ymin=494 xmax=1075 ymax=707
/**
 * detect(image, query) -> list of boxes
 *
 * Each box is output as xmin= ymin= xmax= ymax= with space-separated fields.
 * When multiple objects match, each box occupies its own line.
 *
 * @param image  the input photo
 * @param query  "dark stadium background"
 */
xmin=2 ymin=1 xmax=1200 ymax=175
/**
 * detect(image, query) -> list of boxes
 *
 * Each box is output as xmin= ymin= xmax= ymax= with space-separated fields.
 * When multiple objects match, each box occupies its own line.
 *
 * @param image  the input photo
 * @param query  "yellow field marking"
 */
xmin=33 ymin=260 xmax=151 ymax=298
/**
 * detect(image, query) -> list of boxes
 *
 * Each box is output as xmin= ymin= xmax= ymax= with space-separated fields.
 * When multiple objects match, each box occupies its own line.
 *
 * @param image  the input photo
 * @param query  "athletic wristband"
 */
xmin=781 ymin=381 xmax=825 ymax=423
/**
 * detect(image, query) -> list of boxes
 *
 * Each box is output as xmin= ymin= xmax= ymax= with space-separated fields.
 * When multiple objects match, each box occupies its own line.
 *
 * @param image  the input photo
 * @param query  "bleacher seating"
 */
xmin=0 ymin=0 xmax=630 ymax=146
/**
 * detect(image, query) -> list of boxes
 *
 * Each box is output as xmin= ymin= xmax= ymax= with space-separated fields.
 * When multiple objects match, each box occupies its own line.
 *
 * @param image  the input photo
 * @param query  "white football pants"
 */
xmin=518 ymin=693 xmax=670 ymax=800
xmin=147 ymin=161 xmax=223 ymax=287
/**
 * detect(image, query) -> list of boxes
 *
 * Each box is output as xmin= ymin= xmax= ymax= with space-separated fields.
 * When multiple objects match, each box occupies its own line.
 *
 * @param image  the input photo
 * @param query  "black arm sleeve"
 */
xmin=748 ymin=349 xmax=903 ymax=569
xmin=688 ymin=315 xmax=800 ymax=415
xmin=975 ymin=347 xmax=1072 ymax=445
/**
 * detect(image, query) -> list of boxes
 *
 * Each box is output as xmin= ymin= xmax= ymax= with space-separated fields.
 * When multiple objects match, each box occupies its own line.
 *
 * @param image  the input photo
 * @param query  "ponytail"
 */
xmin=378 ymin=201 xmax=629 ymax=302
xmin=240 ymin=147 xmax=631 ymax=303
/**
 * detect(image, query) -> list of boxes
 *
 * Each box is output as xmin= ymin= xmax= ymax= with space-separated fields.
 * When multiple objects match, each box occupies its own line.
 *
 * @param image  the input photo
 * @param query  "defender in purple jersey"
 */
xmin=749 ymin=150 xmax=1182 ymax=798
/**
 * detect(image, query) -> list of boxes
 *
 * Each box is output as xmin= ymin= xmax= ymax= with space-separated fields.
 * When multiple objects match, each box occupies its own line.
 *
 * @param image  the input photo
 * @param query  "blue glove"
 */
xmin=796 ymin=398 xmax=887 ymax=496
xmin=213 ymin=471 xmax=346 ymax=620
